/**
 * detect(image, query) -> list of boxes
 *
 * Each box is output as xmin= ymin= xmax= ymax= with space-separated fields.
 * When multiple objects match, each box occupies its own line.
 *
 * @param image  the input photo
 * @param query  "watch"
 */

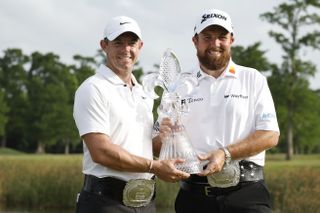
xmin=221 ymin=147 xmax=232 ymax=165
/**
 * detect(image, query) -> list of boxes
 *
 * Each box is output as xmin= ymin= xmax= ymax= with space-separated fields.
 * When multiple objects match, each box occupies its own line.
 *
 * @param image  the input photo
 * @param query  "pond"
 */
xmin=0 ymin=207 xmax=175 ymax=213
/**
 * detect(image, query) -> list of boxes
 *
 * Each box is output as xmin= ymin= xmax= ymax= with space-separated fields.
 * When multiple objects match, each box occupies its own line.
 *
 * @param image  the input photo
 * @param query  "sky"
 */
xmin=1 ymin=0 xmax=319 ymax=89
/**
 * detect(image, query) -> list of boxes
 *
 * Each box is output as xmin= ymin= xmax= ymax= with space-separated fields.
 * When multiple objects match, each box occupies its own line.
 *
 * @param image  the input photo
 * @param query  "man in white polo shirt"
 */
xmin=154 ymin=8 xmax=280 ymax=213
xmin=73 ymin=16 xmax=189 ymax=213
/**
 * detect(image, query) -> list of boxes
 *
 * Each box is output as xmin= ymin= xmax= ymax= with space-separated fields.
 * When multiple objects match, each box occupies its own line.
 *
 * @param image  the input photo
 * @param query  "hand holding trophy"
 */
xmin=142 ymin=49 xmax=202 ymax=174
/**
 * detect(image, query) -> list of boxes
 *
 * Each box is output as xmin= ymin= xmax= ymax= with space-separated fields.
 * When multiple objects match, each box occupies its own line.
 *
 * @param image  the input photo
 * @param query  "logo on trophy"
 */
xmin=142 ymin=49 xmax=202 ymax=174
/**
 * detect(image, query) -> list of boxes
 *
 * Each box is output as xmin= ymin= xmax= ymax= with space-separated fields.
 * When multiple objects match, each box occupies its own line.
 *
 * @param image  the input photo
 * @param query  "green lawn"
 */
xmin=0 ymin=151 xmax=319 ymax=212
xmin=0 ymin=147 xmax=25 ymax=155
xmin=265 ymin=153 xmax=320 ymax=170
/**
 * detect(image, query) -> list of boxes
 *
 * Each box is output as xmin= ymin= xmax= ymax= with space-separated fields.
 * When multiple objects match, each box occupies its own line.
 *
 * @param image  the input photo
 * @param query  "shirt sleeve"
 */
xmin=254 ymin=76 xmax=280 ymax=132
xmin=73 ymin=82 xmax=110 ymax=137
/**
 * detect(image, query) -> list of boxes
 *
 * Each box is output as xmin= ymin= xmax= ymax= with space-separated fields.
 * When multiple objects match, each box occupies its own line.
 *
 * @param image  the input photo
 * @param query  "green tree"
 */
xmin=0 ymin=89 xmax=8 ymax=142
xmin=294 ymin=88 xmax=320 ymax=153
xmin=72 ymin=54 xmax=96 ymax=84
xmin=26 ymin=52 xmax=77 ymax=153
xmin=232 ymin=42 xmax=271 ymax=71
xmin=0 ymin=48 xmax=29 ymax=149
xmin=261 ymin=0 xmax=320 ymax=159
xmin=269 ymin=68 xmax=320 ymax=154
xmin=51 ymin=62 xmax=80 ymax=154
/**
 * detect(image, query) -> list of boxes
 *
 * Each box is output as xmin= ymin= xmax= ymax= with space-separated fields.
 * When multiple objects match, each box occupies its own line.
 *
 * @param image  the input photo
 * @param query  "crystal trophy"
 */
xmin=142 ymin=49 xmax=202 ymax=174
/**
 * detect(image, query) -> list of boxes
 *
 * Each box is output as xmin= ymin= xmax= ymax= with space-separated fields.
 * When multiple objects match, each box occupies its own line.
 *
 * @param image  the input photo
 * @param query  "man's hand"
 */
xmin=152 ymin=158 xmax=190 ymax=182
xmin=197 ymin=149 xmax=225 ymax=176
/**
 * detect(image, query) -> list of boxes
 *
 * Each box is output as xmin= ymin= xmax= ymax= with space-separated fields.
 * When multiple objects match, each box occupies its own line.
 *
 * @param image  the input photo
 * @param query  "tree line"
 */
xmin=0 ymin=0 xmax=319 ymax=158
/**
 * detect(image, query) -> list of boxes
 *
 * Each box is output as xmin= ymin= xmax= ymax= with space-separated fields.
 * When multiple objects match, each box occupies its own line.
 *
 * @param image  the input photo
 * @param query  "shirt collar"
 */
xmin=96 ymin=64 xmax=139 ymax=87
xmin=195 ymin=59 xmax=238 ymax=80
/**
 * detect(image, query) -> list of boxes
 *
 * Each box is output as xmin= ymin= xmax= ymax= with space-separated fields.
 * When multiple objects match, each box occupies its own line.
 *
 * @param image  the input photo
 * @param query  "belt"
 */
xmin=83 ymin=175 xmax=156 ymax=204
xmin=83 ymin=175 xmax=126 ymax=202
xmin=181 ymin=160 xmax=264 ymax=197
xmin=239 ymin=160 xmax=264 ymax=182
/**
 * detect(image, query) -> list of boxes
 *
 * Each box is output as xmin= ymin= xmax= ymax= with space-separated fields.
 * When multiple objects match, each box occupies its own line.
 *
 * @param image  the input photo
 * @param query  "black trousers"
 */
xmin=75 ymin=190 xmax=156 ymax=213
xmin=175 ymin=180 xmax=272 ymax=213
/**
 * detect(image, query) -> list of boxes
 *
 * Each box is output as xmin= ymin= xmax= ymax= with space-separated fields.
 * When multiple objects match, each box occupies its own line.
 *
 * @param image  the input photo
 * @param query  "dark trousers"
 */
xmin=75 ymin=190 xmax=156 ymax=213
xmin=175 ymin=180 xmax=272 ymax=213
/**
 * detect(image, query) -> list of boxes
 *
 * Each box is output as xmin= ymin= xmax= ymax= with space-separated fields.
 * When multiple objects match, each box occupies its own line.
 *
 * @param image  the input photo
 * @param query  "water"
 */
xmin=0 ymin=208 xmax=73 ymax=213
xmin=0 ymin=207 xmax=174 ymax=213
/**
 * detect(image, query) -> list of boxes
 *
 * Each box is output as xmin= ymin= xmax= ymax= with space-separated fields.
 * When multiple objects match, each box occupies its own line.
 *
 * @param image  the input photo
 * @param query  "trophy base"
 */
xmin=176 ymin=161 xmax=203 ymax=174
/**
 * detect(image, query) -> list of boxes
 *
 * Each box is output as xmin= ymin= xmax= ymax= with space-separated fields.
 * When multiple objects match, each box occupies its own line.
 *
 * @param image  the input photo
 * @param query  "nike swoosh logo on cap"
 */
xmin=120 ymin=22 xmax=130 ymax=25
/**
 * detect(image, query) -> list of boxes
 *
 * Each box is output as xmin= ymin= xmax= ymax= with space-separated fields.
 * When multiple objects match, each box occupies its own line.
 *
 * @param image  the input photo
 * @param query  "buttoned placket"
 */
xmin=123 ymin=85 xmax=138 ymax=108
xmin=209 ymin=77 xmax=221 ymax=106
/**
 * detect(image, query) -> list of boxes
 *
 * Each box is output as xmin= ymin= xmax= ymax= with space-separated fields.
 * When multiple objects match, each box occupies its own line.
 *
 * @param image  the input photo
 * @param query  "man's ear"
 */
xmin=230 ymin=35 xmax=235 ymax=45
xmin=100 ymin=40 xmax=108 ymax=51
xmin=139 ymin=41 xmax=144 ymax=50
xmin=192 ymin=36 xmax=198 ymax=48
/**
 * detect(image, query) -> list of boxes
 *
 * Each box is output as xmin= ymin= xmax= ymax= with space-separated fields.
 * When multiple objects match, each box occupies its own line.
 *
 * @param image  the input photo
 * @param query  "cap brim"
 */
xmin=107 ymin=28 xmax=141 ymax=41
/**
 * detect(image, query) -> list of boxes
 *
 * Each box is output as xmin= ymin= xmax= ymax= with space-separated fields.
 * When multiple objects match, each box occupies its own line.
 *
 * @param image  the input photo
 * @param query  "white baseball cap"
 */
xmin=103 ymin=16 xmax=142 ymax=41
xmin=194 ymin=9 xmax=233 ymax=35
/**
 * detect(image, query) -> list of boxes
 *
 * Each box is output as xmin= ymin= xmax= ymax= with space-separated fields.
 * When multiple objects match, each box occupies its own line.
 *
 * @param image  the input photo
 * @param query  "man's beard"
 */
xmin=197 ymin=48 xmax=231 ymax=71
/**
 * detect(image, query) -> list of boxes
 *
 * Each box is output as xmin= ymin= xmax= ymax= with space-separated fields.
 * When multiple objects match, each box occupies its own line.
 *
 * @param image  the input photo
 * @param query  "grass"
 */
xmin=0 ymin=147 xmax=25 ymax=155
xmin=0 ymin=154 xmax=83 ymax=208
xmin=0 ymin=153 xmax=319 ymax=212
xmin=264 ymin=154 xmax=320 ymax=213
xmin=265 ymin=154 xmax=320 ymax=172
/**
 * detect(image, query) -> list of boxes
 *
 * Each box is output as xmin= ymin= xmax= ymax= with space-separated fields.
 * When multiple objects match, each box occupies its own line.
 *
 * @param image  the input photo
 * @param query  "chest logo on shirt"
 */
xmin=181 ymin=97 xmax=204 ymax=104
xmin=224 ymin=94 xmax=249 ymax=99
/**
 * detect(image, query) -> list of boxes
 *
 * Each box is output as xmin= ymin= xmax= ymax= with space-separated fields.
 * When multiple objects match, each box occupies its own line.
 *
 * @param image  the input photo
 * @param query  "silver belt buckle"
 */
xmin=123 ymin=179 xmax=155 ymax=207
xmin=207 ymin=160 xmax=240 ymax=188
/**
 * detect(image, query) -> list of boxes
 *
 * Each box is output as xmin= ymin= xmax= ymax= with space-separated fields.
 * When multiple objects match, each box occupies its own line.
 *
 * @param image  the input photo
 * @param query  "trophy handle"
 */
xmin=142 ymin=73 xmax=164 ymax=99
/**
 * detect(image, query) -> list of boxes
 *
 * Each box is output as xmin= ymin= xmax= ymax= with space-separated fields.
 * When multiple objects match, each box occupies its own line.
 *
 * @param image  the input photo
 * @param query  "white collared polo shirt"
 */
xmin=73 ymin=64 xmax=154 ymax=180
xmin=154 ymin=60 xmax=279 ymax=166
xmin=185 ymin=60 xmax=279 ymax=166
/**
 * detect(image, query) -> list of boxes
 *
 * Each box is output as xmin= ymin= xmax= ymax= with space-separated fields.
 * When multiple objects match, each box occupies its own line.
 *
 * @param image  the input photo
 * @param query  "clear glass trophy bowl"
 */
xmin=157 ymin=93 xmax=202 ymax=174
xmin=159 ymin=128 xmax=202 ymax=173
xmin=142 ymin=49 xmax=202 ymax=174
